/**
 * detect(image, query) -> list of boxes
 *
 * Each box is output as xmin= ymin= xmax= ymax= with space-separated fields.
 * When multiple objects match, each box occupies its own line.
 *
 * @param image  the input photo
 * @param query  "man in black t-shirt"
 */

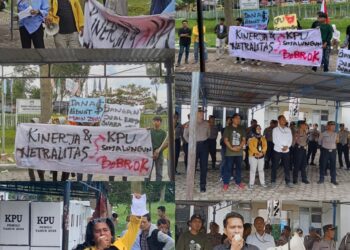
xmin=47 ymin=0 xmax=84 ymax=48
xmin=176 ymin=20 xmax=192 ymax=67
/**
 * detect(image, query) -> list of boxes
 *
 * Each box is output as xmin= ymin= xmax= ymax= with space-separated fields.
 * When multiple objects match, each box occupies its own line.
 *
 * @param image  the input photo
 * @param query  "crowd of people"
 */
xmin=28 ymin=115 xmax=168 ymax=182
xmin=176 ymin=12 xmax=350 ymax=72
xmin=174 ymin=108 xmax=350 ymax=192
xmin=176 ymin=212 xmax=350 ymax=250
xmin=15 ymin=0 xmax=170 ymax=48
xmin=74 ymin=194 xmax=175 ymax=250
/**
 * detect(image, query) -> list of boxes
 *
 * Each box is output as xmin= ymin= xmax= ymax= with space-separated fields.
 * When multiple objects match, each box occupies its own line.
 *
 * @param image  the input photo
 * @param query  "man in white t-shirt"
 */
xmin=247 ymin=217 xmax=275 ymax=250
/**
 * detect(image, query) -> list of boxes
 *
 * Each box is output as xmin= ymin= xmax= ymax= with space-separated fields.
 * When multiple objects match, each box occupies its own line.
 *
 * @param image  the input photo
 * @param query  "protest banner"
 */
xmin=288 ymin=98 xmax=300 ymax=122
xmin=67 ymin=97 xmax=105 ymax=123
xmin=15 ymin=123 xmax=153 ymax=176
xmin=83 ymin=0 xmax=175 ymax=48
xmin=336 ymin=49 xmax=350 ymax=74
xmin=229 ymin=26 xmax=323 ymax=66
xmin=240 ymin=0 xmax=259 ymax=10
xmin=243 ymin=10 xmax=269 ymax=30
xmin=274 ymin=14 xmax=298 ymax=30
xmin=101 ymin=104 xmax=141 ymax=128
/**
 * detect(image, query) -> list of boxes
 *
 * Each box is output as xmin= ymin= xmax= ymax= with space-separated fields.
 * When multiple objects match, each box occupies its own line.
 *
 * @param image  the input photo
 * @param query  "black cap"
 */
xmin=323 ymin=224 xmax=335 ymax=233
xmin=284 ymin=225 xmax=291 ymax=231
xmin=319 ymin=12 xmax=328 ymax=18
xmin=327 ymin=121 xmax=336 ymax=126
xmin=190 ymin=214 xmax=204 ymax=223
xmin=298 ymin=120 xmax=306 ymax=126
xmin=153 ymin=116 xmax=162 ymax=122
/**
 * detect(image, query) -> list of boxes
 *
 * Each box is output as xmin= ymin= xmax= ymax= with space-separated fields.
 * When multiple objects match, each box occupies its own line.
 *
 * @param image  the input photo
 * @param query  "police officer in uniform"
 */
xmin=293 ymin=121 xmax=310 ymax=184
xmin=337 ymin=123 xmax=350 ymax=169
xmin=311 ymin=224 xmax=336 ymax=250
xmin=318 ymin=121 xmax=339 ymax=185
xmin=307 ymin=123 xmax=320 ymax=166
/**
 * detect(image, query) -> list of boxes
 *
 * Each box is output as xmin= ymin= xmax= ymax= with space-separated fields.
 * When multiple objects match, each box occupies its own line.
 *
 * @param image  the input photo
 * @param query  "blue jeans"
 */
xmin=194 ymin=42 xmax=208 ymax=62
xmin=322 ymin=45 xmax=331 ymax=72
xmin=223 ymin=156 xmax=242 ymax=185
xmin=319 ymin=148 xmax=336 ymax=182
xmin=177 ymin=44 xmax=190 ymax=64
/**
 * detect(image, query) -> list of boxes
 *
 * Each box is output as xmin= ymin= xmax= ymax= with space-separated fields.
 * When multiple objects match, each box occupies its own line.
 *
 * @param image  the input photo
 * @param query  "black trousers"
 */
xmin=319 ymin=148 xmax=336 ymax=182
xmin=19 ymin=25 xmax=45 ymax=48
xmin=272 ymin=151 xmax=291 ymax=184
xmin=196 ymin=141 xmax=209 ymax=189
xmin=207 ymin=138 xmax=217 ymax=168
xmin=175 ymin=138 xmax=181 ymax=171
xmin=307 ymin=141 xmax=318 ymax=164
xmin=265 ymin=141 xmax=274 ymax=166
xmin=293 ymin=146 xmax=308 ymax=182
xmin=337 ymin=143 xmax=350 ymax=168
xmin=183 ymin=142 xmax=188 ymax=168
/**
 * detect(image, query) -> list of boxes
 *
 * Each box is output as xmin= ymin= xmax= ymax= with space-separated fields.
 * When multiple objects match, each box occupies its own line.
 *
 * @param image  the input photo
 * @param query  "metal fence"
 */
xmin=176 ymin=2 xmax=350 ymax=20
xmin=0 ymin=114 xmax=38 ymax=129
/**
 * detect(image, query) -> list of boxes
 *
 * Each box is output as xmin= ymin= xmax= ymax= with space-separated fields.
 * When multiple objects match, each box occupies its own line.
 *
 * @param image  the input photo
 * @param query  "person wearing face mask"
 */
xmin=248 ymin=125 xmax=268 ymax=190
xmin=214 ymin=212 xmax=259 ymax=250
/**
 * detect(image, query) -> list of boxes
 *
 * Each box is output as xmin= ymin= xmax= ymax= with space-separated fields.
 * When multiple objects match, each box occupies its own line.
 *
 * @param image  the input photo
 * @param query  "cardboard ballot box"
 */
xmin=30 ymin=202 xmax=63 ymax=247
xmin=0 ymin=201 xmax=30 ymax=246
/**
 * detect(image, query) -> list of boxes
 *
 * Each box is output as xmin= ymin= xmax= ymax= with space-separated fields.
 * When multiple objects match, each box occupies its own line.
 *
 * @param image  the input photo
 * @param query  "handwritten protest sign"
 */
xmin=289 ymin=98 xmax=300 ymax=122
xmin=274 ymin=14 xmax=298 ymax=30
xmin=229 ymin=26 xmax=322 ymax=66
xmin=243 ymin=10 xmax=269 ymax=30
xmin=83 ymin=0 xmax=175 ymax=48
xmin=68 ymin=97 xmax=105 ymax=123
xmin=336 ymin=49 xmax=350 ymax=74
xmin=101 ymin=104 xmax=141 ymax=128
xmin=15 ymin=123 xmax=153 ymax=176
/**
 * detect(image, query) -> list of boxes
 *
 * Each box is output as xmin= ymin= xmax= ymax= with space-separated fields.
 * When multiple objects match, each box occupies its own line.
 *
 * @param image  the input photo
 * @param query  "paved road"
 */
xmin=175 ymin=151 xmax=350 ymax=201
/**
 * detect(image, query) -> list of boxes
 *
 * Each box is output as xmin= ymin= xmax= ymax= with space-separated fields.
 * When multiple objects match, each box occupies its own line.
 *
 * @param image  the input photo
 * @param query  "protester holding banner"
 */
xmin=17 ymin=0 xmax=49 ymax=48
xmin=150 ymin=116 xmax=168 ymax=182
xmin=46 ymin=0 xmax=84 ymax=48
xmin=341 ymin=25 xmax=350 ymax=49
xmin=233 ymin=17 xmax=246 ymax=64
xmin=176 ymin=20 xmax=192 ymax=67
xmin=312 ymin=12 xmax=333 ymax=72
xmin=192 ymin=21 xmax=208 ymax=64
xmin=214 ymin=18 xmax=228 ymax=60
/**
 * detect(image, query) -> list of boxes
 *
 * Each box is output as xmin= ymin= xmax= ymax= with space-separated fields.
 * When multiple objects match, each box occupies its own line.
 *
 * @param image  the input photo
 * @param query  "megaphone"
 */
xmin=43 ymin=22 xmax=59 ymax=36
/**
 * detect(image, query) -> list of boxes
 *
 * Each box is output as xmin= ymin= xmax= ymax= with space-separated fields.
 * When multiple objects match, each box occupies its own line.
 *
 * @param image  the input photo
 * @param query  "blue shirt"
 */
xmin=18 ymin=0 xmax=49 ymax=34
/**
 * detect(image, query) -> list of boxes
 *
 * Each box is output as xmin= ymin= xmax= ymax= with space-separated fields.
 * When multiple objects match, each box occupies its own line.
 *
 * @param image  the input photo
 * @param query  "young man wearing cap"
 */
xmin=222 ymin=113 xmax=246 ymax=191
xmin=312 ymin=12 xmax=333 ymax=72
xmin=46 ymin=0 xmax=84 ymax=48
xmin=304 ymin=227 xmax=321 ymax=250
xmin=311 ymin=225 xmax=336 ymax=250
xmin=293 ymin=121 xmax=310 ymax=184
xmin=318 ymin=121 xmax=339 ymax=185
xmin=337 ymin=123 xmax=350 ymax=169
xmin=183 ymin=109 xmax=210 ymax=192
xmin=307 ymin=123 xmax=320 ymax=166
xmin=176 ymin=214 xmax=212 ymax=250
xmin=151 ymin=116 xmax=168 ymax=182
xmin=272 ymin=115 xmax=293 ymax=188
xmin=246 ymin=217 xmax=275 ymax=250
xmin=214 ymin=212 xmax=259 ymax=250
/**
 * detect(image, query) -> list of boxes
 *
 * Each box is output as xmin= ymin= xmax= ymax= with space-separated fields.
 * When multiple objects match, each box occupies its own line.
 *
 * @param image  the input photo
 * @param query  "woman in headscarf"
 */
xmin=17 ymin=0 xmax=49 ymax=48
xmin=248 ymin=125 xmax=268 ymax=190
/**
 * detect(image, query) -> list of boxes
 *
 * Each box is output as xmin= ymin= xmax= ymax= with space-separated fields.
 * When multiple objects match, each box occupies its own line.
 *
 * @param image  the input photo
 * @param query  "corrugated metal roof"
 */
xmin=175 ymin=72 xmax=350 ymax=108
xmin=0 ymin=49 xmax=175 ymax=64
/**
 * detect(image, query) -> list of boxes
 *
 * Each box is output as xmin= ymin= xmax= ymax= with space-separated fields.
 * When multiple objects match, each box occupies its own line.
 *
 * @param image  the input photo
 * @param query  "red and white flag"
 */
xmin=321 ymin=0 xmax=330 ymax=23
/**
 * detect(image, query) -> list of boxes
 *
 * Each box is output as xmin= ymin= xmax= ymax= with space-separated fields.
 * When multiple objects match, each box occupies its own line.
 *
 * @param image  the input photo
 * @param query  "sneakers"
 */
xmin=261 ymin=183 xmax=268 ymax=188
xmin=247 ymin=184 xmax=254 ymax=190
xmin=317 ymin=180 xmax=324 ymax=184
xmin=223 ymin=184 xmax=229 ymax=191
xmin=302 ymin=180 xmax=310 ymax=184
xmin=331 ymin=181 xmax=339 ymax=186
xmin=236 ymin=183 xmax=245 ymax=190
xmin=175 ymin=63 xmax=180 ymax=67
xmin=234 ymin=60 xmax=239 ymax=64
xmin=286 ymin=183 xmax=294 ymax=188
xmin=271 ymin=182 xmax=276 ymax=188
xmin=256 ymin=61 xmax=262 ymax=66
xmin=241 ymin=61 xmax=246 ymax=65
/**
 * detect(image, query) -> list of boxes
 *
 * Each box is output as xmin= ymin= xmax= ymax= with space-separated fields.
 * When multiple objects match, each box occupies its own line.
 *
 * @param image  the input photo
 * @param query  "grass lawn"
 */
xmin=113 ymin=202 xmax=175 ymax=237
xmin=175 ymin=18 xmax=350 ymax=47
